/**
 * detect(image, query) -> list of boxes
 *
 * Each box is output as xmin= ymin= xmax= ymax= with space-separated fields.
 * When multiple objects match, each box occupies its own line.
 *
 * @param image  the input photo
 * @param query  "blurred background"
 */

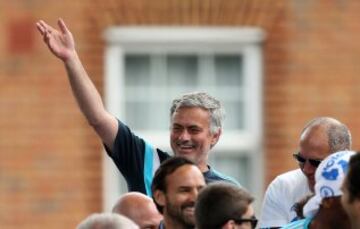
xmin=1 ymin=0 xmax=360 ymax=228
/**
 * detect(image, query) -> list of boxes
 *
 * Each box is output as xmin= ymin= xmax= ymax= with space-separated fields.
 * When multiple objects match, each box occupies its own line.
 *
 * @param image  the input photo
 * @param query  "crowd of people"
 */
xmin=36 ymin=18 xmax=360 ymax=229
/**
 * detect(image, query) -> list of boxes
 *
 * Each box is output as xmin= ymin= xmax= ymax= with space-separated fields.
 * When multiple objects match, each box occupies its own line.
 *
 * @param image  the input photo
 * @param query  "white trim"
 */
xmin=102 ymin=45 xmax=126 ymax=212
xmin=152 ymin=148 xmax=161 ymax=175
xmin=105 ymin=27 xmax=265 ymax=45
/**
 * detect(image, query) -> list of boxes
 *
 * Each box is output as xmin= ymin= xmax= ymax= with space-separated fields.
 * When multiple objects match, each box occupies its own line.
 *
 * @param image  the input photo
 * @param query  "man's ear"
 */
xmin=210 ymin=129 xmax=222 ymax=148
xmin=154 ymin=190 xmax=166 ymax=207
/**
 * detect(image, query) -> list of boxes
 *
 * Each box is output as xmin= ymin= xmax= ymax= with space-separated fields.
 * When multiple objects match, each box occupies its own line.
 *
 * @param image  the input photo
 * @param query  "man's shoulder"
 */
xmin=272 ymin=169 xmax=307 ymax=186
xmin=267 ymin=169 xmax=310 ymax=199
xmin=205 ymin=167 xmax=241 ymax=186
xmin=260 ymin=170 xmax=310 ymax=228
xmin=277 ymin=169 xmax=304 ymax=178
xmin=156 ymin=148 xmax=171 ymax=162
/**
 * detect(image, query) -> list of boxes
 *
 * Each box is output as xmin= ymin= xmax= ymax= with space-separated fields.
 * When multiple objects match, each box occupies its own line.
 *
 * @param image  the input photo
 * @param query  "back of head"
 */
xmin=301 ymin=117 xmax=352 ymax=153
xmin=195 ymin=182 xmax=254 ymax=229
xmin=76 ymin=213 xmax=139 ymax=229
xmin=151 ymin=156 xmax=196 ymax=213
xmin=344 ymin=153 xmax=360 ymax=202
xmin=112 ymin=192 xmax=162 ymax=228
xmin=112 ymin=192 xmax=154 ymax=216
xmin=170 ymin=92 xmax=224 ymax=134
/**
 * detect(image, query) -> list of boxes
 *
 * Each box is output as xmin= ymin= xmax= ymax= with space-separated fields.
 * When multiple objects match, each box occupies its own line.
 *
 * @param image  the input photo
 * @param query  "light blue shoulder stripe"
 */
xmin=281 ymin=217 xmax=312 ymax=229
xmin=211 ymin=168 xmax=242 ymax=187
xmin=144 ymin=141 xmax=154 ymax=197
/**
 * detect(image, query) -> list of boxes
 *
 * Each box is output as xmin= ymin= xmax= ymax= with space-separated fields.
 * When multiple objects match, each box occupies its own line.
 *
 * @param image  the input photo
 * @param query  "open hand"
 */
xmin=36 ymin=18 xmax=76 ymax=61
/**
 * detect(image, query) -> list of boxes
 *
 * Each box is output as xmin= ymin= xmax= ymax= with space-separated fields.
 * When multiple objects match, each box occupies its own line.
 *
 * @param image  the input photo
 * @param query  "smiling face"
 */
xmin=298 ymin=125 xmax=331 ymax=191
xmin=156 ymin=164 xmax=205 ymax=228
xmin=170 ymin=107 xmax=221 ymax=171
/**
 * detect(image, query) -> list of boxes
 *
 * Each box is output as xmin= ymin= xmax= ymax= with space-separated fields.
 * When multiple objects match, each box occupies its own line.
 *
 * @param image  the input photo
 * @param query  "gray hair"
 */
xmin=170 ymin=92 xmax=225 ymax=134
xmin=302 ymin=117 xmax=352 ymax=153
xmin=76 ymin=213 xmax=139 ymax=229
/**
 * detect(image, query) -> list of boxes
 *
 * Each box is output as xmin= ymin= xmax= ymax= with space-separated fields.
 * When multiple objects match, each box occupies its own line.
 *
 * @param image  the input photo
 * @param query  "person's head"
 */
xmin=152 ymin=156 xmax=206 ymax=228
xmin=112 ymin=192 xmax=162 ymax=229
xmin=76 ymin=213 xmax=139 ymax=229
xmin=195 ymin=183 xmax=256 ymax=229
xmin=294 ymin=117 xmax=351 ymax=190
xmin=170 ymin=92 xmax=224 ymax=171
xmin=341 ymin=153 xmax=360 ymax=224
xmin=303 ymin=150 xmax=355 ymax=219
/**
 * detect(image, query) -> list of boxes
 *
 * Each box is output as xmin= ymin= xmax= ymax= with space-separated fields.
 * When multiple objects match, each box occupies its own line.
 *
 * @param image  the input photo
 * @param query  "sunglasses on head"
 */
xmin=232 ymin=216 xmax=258 ymax=229
xmin=293 ymin=153 xmax=322 ymax=167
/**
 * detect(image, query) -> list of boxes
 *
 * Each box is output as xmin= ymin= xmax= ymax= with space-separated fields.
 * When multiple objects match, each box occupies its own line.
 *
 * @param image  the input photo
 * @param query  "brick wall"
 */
xmin=1 ymin=0 xmax=360 ymax=228
xmin=265 ymin=0 xmax=360 ymax=183
xmin=0 ymin=1 xmax=103 ymax=228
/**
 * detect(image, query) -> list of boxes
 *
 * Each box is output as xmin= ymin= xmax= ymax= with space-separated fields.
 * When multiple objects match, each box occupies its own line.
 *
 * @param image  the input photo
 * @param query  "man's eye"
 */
xmin=179 ymin=188 xmax=191 ymax=193
xmin=172 ymin=126 xmax=182 ymax=131
xmin=189 ymin=128 xmax=200 ymax=133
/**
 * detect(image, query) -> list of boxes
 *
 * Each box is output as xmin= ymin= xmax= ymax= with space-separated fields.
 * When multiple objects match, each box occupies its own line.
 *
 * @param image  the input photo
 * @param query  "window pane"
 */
xmin=215 ymin=55 xmax=243 ymax=86
xmin=125 ymin=101 xmax=150 ymax=129
xmin=125 ymin=55 xmax=151 ymax=86
xmin=124 ymin=54 xmax=245 ymax=131
xmin=223 ymin=101 xmax=245 ymax=130
xmin=167 ymin=55 xmax=198 ymax=86
xmin=146 ymin=101 xmax=170 ymax=129
xmin=125 ymin=101 xmax=169 ymax=129
xmin=209 ymin=153 xmax=250 ymax=190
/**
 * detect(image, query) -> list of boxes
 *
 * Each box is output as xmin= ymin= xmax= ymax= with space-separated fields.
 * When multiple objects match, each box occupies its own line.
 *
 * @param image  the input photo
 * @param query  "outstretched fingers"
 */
xmin=36 ymin=20 xmax=47 ymax=35
xmin=36 ymin=20 xmax=56 ymax=37
xmin=57 ymin=18 xmax=69 ymax=34
xmin=36 ymin=20 xmax=51 ymax=44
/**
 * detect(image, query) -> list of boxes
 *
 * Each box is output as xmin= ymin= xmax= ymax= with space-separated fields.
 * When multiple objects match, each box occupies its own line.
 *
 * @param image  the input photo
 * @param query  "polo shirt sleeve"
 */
xmin=104 ymin=120 xmax=148 ymax=193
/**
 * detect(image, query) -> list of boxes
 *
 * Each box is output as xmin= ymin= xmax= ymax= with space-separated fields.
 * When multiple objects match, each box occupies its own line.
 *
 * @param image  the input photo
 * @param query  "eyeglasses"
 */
xmin=232 ymin=216 xmax=258 ymax=229
xmin=293 ymin=153 xmax=322 ymax=167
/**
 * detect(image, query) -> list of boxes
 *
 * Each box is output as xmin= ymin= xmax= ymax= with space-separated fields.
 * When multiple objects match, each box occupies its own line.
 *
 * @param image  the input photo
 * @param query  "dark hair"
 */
xmin=151 ymin=156 xmax=196 ymax=213
xmin=195 ymin=182 xmax=254 ymax=229
xmin=345 ymin=153 xmax=360 ymax=202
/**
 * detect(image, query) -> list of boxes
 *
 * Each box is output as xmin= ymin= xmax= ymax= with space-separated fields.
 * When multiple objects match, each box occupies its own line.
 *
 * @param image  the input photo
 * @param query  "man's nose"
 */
xmin=187 ymin=189 xmax=199 ymax=201
xmin=302 ymin=160 xmax=316 ymax=174
xmin=179 ymin=130 xmax=191 ymax=141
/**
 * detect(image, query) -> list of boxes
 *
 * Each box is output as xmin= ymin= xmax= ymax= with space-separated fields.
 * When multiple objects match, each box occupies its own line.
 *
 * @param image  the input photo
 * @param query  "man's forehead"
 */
xmin=165 ymin=165 xmax=205 ymax=186
xmin=169 ymin=164 xmax=202 ymax=177
xmin=171 ymin=107 xmax=210 ymax=119
xmin=300 ymin=124 xmax=328 ymax=140
xmin=300 ymin=127 xmax=329 ymax=147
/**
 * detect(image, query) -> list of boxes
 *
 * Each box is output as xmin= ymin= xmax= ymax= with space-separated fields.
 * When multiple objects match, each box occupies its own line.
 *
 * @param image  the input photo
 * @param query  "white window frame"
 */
xmin=102 ymin=26 xmax=265 ymax=212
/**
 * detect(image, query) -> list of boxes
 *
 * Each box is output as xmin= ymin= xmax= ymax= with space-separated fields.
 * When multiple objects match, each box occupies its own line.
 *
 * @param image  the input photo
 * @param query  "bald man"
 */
xmin=77 ymin=213 xmax=139 ymax=229
xmin=260 ymin=117 xmax=352 ymax=228
xmin=112 ymin=192 xmax=163 ymax=229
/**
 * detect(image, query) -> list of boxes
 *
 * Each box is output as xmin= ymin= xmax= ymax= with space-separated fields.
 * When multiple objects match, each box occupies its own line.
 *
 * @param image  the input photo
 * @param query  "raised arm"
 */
xmin=36 ymin=18 xmax=117 ymax=150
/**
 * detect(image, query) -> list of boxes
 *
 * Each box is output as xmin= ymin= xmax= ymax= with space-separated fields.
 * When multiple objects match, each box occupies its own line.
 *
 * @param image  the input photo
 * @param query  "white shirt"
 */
xmin=259 ymin=169 xmax=311 ymax=228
